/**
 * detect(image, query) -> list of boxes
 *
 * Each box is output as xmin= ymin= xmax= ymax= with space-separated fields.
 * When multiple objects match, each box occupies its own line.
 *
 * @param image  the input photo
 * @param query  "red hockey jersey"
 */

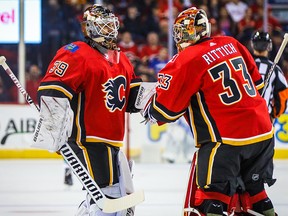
xmin=38 ymin=41 xmax=138 ymax=147
xmin=149 ymin=36 xmax=273 ymax=146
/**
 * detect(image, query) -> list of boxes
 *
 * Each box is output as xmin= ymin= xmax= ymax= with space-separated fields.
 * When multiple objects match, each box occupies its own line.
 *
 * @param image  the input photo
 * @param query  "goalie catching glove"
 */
xmin=32 ymin=96 xmax=74 ymax=152
xmin=134 ymin=82 xmax=157 ymax=110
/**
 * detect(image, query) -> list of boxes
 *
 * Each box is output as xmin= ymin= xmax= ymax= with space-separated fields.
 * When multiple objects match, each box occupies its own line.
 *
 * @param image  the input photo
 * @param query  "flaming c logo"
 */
xmin=102 ymin=75 xmax=127 ymax=112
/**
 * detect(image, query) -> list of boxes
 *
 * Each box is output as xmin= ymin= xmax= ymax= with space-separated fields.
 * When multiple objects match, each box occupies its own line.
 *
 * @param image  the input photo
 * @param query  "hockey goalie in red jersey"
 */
xmin=33 ymin=4 xmax=142 ymax=216
xmin=141 ymin=7 xmax=277 ymax=216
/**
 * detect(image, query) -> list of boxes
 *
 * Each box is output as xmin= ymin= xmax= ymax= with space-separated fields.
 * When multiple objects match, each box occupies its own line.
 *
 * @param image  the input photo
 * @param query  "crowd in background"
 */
xmin=0 ymin=0 xmax=288 ymax=103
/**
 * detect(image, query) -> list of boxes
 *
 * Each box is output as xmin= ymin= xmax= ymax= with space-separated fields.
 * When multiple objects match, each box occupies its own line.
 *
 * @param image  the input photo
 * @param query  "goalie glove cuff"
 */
xmin=126 ymin=78 xmax=142 ymax=113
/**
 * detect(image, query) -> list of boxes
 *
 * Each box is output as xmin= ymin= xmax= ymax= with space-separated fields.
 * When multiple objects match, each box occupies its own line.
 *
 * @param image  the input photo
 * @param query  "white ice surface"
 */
xmin=0 ymin=159 xmax=287 ymax=216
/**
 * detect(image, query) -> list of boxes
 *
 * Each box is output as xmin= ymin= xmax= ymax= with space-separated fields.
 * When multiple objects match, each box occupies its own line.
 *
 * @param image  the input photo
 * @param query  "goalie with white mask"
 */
xmin=33 ymin=3 xmax=142 ymax=216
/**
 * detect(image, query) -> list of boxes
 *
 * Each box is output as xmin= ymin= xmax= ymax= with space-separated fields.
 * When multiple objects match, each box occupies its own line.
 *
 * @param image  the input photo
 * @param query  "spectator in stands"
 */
xmin=157 ymin=0 xmax=183 ymax=21
xmin=139 ymin=32 xmax=163 ymax=64
xmin=237 ymin=7 xmax=256 ymax=33
xmin=41 ymin=0 xmax=66 ymax=71
xmin=0 ymin=46 xmax=18 ymax=78
xmin=122 ymin=53 xmax=151 ymax=82
xmin=225 ymin=0 xmax=248 ymax=35
xmin=218 ymin=6 xmax=233 ymax=36
xmin=158 ymin=18 xmax=169 ymax=47
xmin=0 ymin=76 xmax=10 ymax=103
xmin=237 ymin=27 xmax=255 ymax=53
xmin=63 ymin=1 xmax=86 ymax=42
xmin=270 ymin=29 xmax=287 ymax=67
xmin=8 ymin=64 xmax=42 ymax=103
xmin=122 ymin=4 xmax=145 ymax=43
xmin=225 ymin=0 xmax=248 ymax=23
xmin=254 ymin=5 xmax=282 ymax=33
xmin=142 ymin=5 xmax=161 ymax=36
xmin=136 ymin=0 xmax=158 ymax=21
xmin=135 ymin=65 xmax=155 ymax=82
xmin=208 ymin=0 xmax=220 ymax=19
xmin=210 ymin=18 xmax=226 ymax=37
xmin=282 ymin=54 xmax=288 ymax=82
xmin=26 ymin=64 xmax=42 ymax=103
xmin=117 ymin=31 xmax=140 ymax=60
xmin=148 ymin=47 xmax=169 ymax=76
xmin=250 ymin=0 xmax=263 ymax=15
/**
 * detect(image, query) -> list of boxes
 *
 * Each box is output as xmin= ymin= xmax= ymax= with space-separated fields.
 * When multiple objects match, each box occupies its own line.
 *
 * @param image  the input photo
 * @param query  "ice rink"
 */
xmin=0 ymin=159 xmax=287 ymax=216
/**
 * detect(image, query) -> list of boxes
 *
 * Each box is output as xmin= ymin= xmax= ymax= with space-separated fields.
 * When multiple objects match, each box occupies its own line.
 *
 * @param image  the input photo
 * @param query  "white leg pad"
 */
xmin=75 ymin=200 xmax=89 ymax=216
xmin=76 ymin=151 xmax=135 ymax=216
xmin=118 ymin=151 xmax=134 ymax=194
xmin=75 ymin=192 xmax=119 ymax=216
xmin=117 ymin=151 xmax=135 ymax=216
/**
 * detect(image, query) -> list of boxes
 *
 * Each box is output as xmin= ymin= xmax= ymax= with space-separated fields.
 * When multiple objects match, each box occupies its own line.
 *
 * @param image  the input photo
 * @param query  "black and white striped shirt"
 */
xmin=255 ymin=55 xmax=288 ymax=117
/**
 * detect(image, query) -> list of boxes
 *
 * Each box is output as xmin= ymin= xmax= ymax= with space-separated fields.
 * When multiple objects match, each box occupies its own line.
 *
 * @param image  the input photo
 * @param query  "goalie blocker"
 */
xmin=32 ymin=96 xmax=74 ymax=152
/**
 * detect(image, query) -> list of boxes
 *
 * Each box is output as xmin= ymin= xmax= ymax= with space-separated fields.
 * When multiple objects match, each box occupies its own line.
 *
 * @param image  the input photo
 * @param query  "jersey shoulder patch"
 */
xmin=64 ymin=43 xmax=79 ymax=53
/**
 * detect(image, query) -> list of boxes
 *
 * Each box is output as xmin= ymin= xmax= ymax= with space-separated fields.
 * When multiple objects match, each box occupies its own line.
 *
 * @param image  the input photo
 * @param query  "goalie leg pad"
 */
xmin=118 ymin=150 xmax=135 ymax=194
xmin=32 ymin=96 xmax=74 ymax=152
xmin=76 ymin=184 xmax=122 ymax=216
xmin=194 ymin=189 xmax=231 ymax=206
xmin=239 ymin=190 xmax=275 ymax=216
xmin=118 ymin=150 xmax=135 ymax=216
xmin=194 ymin=189 xmax=231 ymax=215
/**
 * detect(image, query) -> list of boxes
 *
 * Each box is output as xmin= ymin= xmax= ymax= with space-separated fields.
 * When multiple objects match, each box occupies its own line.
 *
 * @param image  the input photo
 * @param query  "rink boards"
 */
xmin=0 ymin=104 xmax=287 ymax=160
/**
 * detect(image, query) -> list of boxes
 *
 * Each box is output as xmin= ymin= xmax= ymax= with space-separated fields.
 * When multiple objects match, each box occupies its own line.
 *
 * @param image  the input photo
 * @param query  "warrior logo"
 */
xmin=102 ymin=75 xmax=127 ymax=112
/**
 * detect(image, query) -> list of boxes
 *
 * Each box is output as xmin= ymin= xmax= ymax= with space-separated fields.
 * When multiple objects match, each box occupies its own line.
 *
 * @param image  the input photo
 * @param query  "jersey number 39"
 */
xmin=49 ymin=61 xmax=69 ymax=77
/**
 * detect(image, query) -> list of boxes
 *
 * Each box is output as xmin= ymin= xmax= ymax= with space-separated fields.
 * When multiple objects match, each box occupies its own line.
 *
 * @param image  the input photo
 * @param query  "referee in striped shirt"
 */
xmin=251 ymin=31 xmax=288 ymax=122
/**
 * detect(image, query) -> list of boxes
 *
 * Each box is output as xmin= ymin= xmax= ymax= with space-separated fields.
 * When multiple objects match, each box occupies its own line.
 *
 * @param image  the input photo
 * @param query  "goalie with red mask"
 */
xmin=140 ymin=7 xmax=277 ymax=216
xmin=33 ymin=4 xmax=142 ymax=216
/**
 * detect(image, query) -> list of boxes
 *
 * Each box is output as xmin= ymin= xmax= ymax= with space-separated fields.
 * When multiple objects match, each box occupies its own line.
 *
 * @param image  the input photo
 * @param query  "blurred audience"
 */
xmin=118 ymin=31 xmax=140 ymax=59
xmin=25 ymin=64 xmax=43 ymax=103
xmin=254 ymin=4 xmax=282 ymax=32
xmin=218 ymin=6 xmax=233 ymax=36
xmin=1 ymin=0 xmax=288 ymax=103
xmin=0 ymin=76 xmax=10 ymax=102
xmin=139 ymin=32 xmax=164 ymax=64
xmin=225 ymin=0 xmax=248 ymax=35
xmin=9 ymin=64 xmax=42 ymax=103
xmin=237 ymin=7 xmax=256 ymax=33
xmin=122 ymin=4 xmax=146 ymax=43
xmin=148 ymin=47 xmax=169 ymax=76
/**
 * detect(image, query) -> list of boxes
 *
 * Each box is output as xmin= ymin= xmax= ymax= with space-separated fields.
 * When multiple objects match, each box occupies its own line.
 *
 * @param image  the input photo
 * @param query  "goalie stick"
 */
xmin=0 ymin=56 xmax=144 ymax=213
xmin=261 ymin=33 xmax=288 ymax=97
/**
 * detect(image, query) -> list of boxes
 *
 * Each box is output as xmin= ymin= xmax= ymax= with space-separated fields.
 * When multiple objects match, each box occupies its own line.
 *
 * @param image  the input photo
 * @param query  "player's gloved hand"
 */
xmin=140 ymin=98 xmax=157 ymax=125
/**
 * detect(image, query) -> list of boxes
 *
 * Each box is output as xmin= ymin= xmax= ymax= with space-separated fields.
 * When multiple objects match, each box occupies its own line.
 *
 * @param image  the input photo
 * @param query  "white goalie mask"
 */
xmin=82 ymin=4 xmax=120 ymax=51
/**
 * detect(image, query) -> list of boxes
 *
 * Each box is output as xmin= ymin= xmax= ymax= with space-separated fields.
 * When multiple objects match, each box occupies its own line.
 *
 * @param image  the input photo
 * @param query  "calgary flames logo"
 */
xmin=102 ymin=75 xmax=127 ymax=112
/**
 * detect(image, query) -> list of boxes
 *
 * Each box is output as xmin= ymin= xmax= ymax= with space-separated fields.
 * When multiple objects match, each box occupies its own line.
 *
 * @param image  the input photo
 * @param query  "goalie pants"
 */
xmin=196 ymin=138 xmax=276 ymax=197
xmin=69 ymin=141 xmax=120 ymax=188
